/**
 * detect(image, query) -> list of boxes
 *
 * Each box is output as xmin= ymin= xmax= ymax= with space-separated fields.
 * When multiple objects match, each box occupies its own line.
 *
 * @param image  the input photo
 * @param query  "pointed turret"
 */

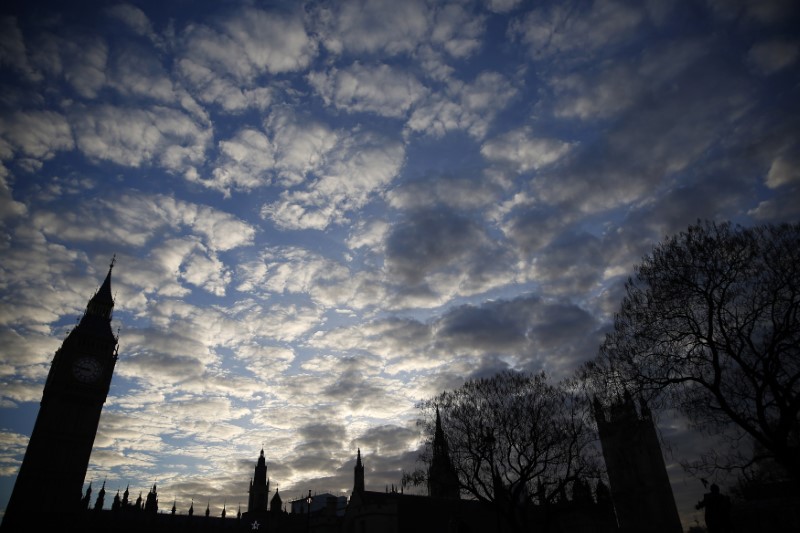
xmin=248 ymin=447 xmax=269 ymax=513
xmin=354 ymin=448 xmax=365 ymax=493
xmin=76 ymin=256 xmax=117 ymax=342
xmin=145 ymin=482 xmax=158 ymax=514
xmin=94 ymin=480 xmax=106 ymax=511
xmin=270 ymin=487 xmax=282 ymax=513
xmin=82 ymin=481 xmax=93 ymax=509
xmin=86 ymin=256 xmax=115 ymax=318
xmin=428 ymin=406 xmax=460 ymax=499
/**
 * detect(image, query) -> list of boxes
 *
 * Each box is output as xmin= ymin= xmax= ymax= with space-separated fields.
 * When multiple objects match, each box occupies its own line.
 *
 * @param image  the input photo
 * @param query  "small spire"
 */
xmin=81 ymin=257 xmax=117 ymax=333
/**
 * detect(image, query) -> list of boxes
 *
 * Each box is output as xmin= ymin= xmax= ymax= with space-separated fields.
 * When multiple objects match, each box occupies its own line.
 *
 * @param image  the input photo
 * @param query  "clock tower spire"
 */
xmin=2 ymin=259 xmax=120 ymax=531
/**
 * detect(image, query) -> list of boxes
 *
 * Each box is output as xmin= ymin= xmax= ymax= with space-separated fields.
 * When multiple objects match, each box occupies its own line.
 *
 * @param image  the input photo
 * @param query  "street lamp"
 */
xmin=306 ymin=490 xmax=313 ymax=533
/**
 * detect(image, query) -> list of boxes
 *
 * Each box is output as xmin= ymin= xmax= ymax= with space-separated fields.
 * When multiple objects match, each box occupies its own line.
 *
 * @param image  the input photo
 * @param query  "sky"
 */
xmin=0 ymin=0 xmax=798 ymax=528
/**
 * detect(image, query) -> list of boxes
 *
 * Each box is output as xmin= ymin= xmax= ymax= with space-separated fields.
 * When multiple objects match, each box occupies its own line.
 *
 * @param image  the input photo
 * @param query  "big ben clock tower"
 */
xmin=2 ymin=259 xmax=119 ymax=531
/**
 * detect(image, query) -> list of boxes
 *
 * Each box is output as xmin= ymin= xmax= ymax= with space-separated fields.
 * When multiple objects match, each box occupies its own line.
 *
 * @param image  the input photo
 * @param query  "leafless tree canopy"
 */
xmin=587 ymin=220 xmax=800 ymax=484
xmin=418 ymin=370 xmax=601 ymax=532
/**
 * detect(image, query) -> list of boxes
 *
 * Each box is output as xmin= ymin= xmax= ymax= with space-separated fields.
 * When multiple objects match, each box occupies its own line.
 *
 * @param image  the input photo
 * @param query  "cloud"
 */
xmin=481 ymin=127 xmax=573 ymax=173
xmin=309 ymin=293 xmax=603 ymax=383
xmin=236 ymin=247 xmax=384 ymax=311
xmin=261 ymin=130 xmax=405 ymax=230
xmin=430 ymin=3 xmax=486 ymax=58
xmin=0 ymin=16 xmax=42 ymax=82
xmin=32 ymin=192 xmax=255 ymax=254
xmin=313 ymin=0 xmax=431 ymax=56
xmin=175 ymin=6 xmax=316 ymax=111
xmin=308 ymin=62 xmax=428 ymax=118
xmin=0 ymin=172 xmax=26 ymax=224
xmin=706 ymin=0 xmax=798 ymax=26
xmin=180 ymin=7 xmax=315 ymax=80
xmin=766 ymin=153 xmax=800 ymax=188
xmin=104 ymin=3 xmax=162 ymax=47
xmin=385 ymin=208 xmax=489 ymax=285
xmin=383 ymin=207 xmax=518 ymax=304
xmin=345 ymin=219 xmax=390 ymax=252
xmin=0 ymin=110 xmax=74 ymax=162
xmin=747 ymin=38 xmax=799 ymax=74
xmin=550 ymin=64 xmax=643 ymax=120
xmin=176 ymin=56 xmax=276 ymax=112
xmin=387 ymin=171 xmax=507 ymax=211
xmin=484 ymin=0 xmax=523 ymax=14
xmin=70 ymin=104 xmax=210 ymax=173
xmin=155 ymin=238 xmax=231 ymax=296
xmin=265 ymin=107 xmax=341 ymax=187
xmin=32 ymin=31 xmax=108 ymax=98
xmin=509 ymin=0 xmax=646 ymax=61
xmin=210 ymin=128 xmax=275 ymax=192
xmin=208 ymin=106 xmax=350 ymax=195
xmin=406 ymin=71 xmax=517 ymax=139
xmin=106 ymin=43 xmax=177 ymax=103
xmin=219 ymin=7 xmax=317 ymax=74
xmin=529 ymin=63 xmax=753 ymax=215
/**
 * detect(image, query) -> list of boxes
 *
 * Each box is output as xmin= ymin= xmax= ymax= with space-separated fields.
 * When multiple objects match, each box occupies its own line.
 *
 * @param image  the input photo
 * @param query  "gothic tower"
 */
xmin=427 ymin=407 xmax=460 ymax=499
xmin=2 ymin=260 xmax=119 ymax=530
xmin=248 ymin=448 xmax=270 ymax=513
xmin=144 ymin=483 xmax=159 ymax=515
xmin=353 ymin=448 xmax=365 ymax=493
xmin=594 ymin=394 xmax=683 ymax=533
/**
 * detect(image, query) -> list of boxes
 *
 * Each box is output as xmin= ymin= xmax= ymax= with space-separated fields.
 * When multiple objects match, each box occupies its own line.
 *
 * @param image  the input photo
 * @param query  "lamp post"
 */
xmin=306 ymin=490 xmax=312 ymax=533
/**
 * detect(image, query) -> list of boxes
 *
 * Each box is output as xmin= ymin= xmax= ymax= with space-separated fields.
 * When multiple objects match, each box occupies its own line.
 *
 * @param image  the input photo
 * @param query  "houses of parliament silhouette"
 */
xmin=0 ymin=263 xmax=683 ymax=533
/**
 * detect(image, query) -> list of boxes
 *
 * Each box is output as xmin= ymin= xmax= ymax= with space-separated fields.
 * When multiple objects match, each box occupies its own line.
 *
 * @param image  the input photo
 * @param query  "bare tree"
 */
xmin=417 ymin=370 xmax=601 ymax=533
xmin=586 ymin=220 xmax=800 ymax=484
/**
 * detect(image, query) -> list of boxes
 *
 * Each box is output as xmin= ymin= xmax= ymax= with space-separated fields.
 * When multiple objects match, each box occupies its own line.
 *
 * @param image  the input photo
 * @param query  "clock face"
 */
xmin=72 ymin=356 xmax=102 ymax=383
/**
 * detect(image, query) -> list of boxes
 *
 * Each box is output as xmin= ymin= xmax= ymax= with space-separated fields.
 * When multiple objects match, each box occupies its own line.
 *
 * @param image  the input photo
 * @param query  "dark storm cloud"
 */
xmin=386 ymin=170 xmax=505 ymax=211
xmin=385 ymin=208 xmax=487 ymax=285
xmin=541 ymin=71 xmax=752 ymax=216
xmin=436 ymin=301 xmax=532 ymax=351
xmin=384 ymin=206 xmax=518 ymax=303
xmin=432 ymin=294 xmax=603 ymax=377
xmin=295 ymin=422 xmax=348 ymax=456
xmin=352 ymin=424 xmax=418 ymax=457
xmin=321 ymin=359 xmax=389 ymax=409
xmin=524 ymin=230 xmax=606 ymax=295
xmin=502 ymin=204 xmax=572 ymax=254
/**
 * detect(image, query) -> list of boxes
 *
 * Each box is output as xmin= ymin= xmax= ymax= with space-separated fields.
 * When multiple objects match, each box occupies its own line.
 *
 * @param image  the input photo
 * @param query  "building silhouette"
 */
xmin=1 ymin=262 xmax=686 ymax=532
xmin=2 ymin=259 xmax=119 ymax=531
xmin=594 ymin=394 xmax=683 ymax=533
xmin=248 ymin=448 xmax=270 ymax=513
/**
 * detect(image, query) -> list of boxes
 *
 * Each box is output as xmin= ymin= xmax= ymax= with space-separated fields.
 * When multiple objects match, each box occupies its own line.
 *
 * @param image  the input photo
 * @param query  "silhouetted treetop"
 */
xmin=585 ymin=220 xmax=800 ymax=485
